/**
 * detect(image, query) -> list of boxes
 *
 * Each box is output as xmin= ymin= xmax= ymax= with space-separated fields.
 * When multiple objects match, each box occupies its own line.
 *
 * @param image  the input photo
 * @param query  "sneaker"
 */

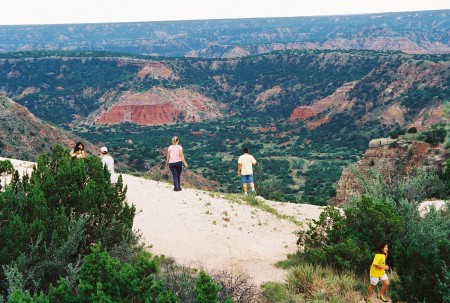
xmin=244 ymin=192 xmax=248 ymax=195
xmin=377 ymin=294 xmax=387 ymax=302
xmin=363 ymin=298 xmax=371 ymax=303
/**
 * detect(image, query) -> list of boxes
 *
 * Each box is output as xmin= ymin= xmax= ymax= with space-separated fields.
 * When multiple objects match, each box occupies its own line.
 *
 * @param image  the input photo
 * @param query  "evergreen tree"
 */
xmin=0 ymin=144 xmax=136 ymax=298
xmin=194 ymin=271 xmax=221 ymax=303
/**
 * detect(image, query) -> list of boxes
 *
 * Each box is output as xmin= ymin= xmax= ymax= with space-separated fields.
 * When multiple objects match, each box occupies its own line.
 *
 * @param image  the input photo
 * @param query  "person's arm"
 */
xmin=237 ymin=163 xmax=242 ymax=175
xmin=180 ymin=150 xmax=188 ymax=168
xmin=166 ymin=150 xmax=170 ymax=167
xmin=373 ymin=263 xmax=389 ymax=270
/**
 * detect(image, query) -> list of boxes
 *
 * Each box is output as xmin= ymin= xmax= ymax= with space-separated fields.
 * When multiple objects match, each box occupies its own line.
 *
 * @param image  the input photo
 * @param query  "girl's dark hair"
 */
xmin=375 ymin=241 xmax=388 ymax=254
xmin=75 ymin=142 xmax=84 ymax=150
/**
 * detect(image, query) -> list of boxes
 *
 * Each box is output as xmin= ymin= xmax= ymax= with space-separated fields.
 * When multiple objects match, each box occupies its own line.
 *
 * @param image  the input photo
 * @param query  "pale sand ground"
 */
xmin=125 ymin=173 xmax=324 ymax=285
xmin=1 ymin=157 xmax=324 ymax=286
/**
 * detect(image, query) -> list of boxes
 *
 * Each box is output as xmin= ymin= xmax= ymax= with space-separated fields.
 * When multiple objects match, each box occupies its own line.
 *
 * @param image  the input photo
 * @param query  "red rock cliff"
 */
xmin=95 ymin=87 xmax=223 ymax=125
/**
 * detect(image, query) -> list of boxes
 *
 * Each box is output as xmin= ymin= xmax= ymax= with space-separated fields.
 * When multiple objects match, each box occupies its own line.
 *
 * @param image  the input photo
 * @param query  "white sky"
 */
xmin=2 ymin=0 xmax=450 ymax=25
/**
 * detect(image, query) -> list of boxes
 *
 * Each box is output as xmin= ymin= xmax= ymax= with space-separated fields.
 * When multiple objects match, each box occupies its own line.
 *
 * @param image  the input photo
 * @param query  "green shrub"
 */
xmin=194 ymin=271 xmax=221 ymax=303
xmin=0 ymin=144 xmax=136 ymax=297
xmin=284 ymin=263 xmax=362 ymax=302
xmin=443 ymin=160 xmax=450 ymax=195
xmin=399 ymin=168 xmax=446 ymax=203
xmin=261 ymin=282 xmax=290 ymax=302
xmin=420 ymin=123 xmax=446 ymax=145
xmin=10 ymin=246 xmax=167 ymax=303
xmin=407 ymin=127 xmax=417 ymax=134
xmin=389 ymin=130 xmax=400 ymax=139
xmin=7 ymin=289 xmax=49 ymax=303
xmin=297 ymin=196 xmax=402 ymax=275
xmin=0 ymin=160 xmax=13 ymax=175
xmin=392 ymin=200 xmax=450 ymax=303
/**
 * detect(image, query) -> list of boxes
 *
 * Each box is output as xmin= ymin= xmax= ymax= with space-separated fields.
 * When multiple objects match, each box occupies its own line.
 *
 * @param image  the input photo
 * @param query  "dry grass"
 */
xmin=263 ymin=263 xmax=365 ymax=303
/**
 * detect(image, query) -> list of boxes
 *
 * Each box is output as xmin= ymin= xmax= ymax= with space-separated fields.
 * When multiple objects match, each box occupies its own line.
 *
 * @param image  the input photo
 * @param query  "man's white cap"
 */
xmin=100 ymin=146 xmax=108 ymax=153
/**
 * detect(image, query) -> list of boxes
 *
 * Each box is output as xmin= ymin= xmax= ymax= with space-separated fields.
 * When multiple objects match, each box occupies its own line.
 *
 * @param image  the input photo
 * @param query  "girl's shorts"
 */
xmin=370 ymin=273 xmax=388 ymax=285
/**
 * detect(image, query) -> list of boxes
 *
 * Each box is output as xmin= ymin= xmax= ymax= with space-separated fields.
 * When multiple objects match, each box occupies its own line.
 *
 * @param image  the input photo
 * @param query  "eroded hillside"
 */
xmin=0 ymin=95 xmax=96 ymax=160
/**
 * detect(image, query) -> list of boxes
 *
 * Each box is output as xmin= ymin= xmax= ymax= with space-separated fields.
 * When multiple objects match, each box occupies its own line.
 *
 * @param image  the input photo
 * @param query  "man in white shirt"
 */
xmin=100 ymin=146 xmax=118 ymax=183
xmin=237 ymin=147 xmax=257 ymax=195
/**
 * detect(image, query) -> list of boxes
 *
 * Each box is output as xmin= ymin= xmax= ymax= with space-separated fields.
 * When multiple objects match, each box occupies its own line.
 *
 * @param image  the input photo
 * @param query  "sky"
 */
xmin=2 ymin=0 xmax=450 ymax=25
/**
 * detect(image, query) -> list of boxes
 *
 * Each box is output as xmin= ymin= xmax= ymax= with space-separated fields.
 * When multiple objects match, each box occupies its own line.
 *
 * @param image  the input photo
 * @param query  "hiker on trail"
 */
xmin=70 ymin=142 xmax=87 ymax=158
xmin=100 ymin=146 xmax=118 ymax=184
xmin=237 ymin=147 xmax=257 ymax=195
xmin=364 ymin=242 xmax=390 ymax=303
xmin=166 ymin=136 xmax=188 ymax=192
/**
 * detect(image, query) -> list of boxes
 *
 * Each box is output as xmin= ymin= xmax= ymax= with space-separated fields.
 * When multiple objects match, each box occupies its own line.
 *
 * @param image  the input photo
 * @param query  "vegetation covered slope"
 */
xmin=0 ymin=50 xmax=448 ymax=203
xmin=0 ymin=95 xmax=97 ymax=161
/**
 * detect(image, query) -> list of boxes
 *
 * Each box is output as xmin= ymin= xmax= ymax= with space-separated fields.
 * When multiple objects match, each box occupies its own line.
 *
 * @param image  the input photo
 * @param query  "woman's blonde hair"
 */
xmin=172 ymin=136 xmax=179 ymax=144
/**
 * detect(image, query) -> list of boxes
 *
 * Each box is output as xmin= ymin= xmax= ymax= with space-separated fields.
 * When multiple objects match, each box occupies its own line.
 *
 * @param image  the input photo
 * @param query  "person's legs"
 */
xmin=242 ymin=183 xmax=248 ymax=194
xmin=175 ymin=161 xmax=182 ymax=190
xmin=169 ymin=163 xmax=180 ymax=191
xmin=366 ymin=276 xmax=379 ymax=302
xmin=247 ymin=175 xmax=255 ymax=192
xmin=365 ymin=284 xmax=375 ymax=301
xmin=241 ymin=175 xmax=249 ymax=194
xmin=378 ymin=278 xmax=389 ymax=301
xmin=380 ymin=279 xmax=389 ymax=295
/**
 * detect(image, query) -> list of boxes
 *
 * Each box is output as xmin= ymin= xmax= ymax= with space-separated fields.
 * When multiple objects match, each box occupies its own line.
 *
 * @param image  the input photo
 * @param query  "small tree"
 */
xmin=0 ymin=144 xmax=136 ymax=297
xmin=0 ymin=159 xmax=13 ymax=190
xmin=194 ymin=271 xmax=221 ymax=303
xmin=392 ymin=200 xmax=450 ymax=303
xmin=407 ymin=127 xmax=417 ymax=134
xmin=389 ymin=129 xmax=400 ymax=139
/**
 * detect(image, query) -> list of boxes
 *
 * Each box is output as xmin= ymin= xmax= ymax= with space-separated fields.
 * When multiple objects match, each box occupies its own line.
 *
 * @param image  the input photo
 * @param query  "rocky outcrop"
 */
xmin=254 ymin=86 xmax=282 ymax=110
xmin=334 ymin=138 xmax=449 ymax=206
xmin=408 ymin=104 xmax=446 ymax=131
xmin=135 ymin=62 xmax=175 ymax=80
xmin=96 ymin=103 xmax=181 ymax=125
xmin=95 ymin=88 xmax=223 ymax=125
xmin=289 ymin=106 xmax=321 ymax=122
xmin=289 ymin=81 xmax=356 ymax=127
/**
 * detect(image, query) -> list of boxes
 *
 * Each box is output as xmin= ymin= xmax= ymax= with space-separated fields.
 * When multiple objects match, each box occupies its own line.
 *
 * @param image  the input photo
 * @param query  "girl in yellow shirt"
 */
xmin=364 ymin=242 xmax=390 ymax=303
